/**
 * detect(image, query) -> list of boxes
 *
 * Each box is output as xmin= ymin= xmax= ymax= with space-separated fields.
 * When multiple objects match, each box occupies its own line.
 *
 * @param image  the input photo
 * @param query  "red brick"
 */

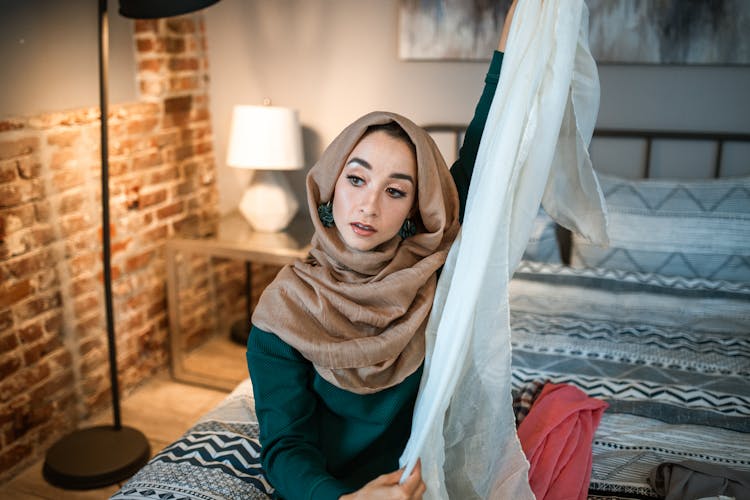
xmin=143 ymin=224 xmax=168 ymax=242
xmin=0 ymin=184 xmax=24 ymax=208
xmin=165 ymin=37 xmax=186 ymax=53
xmin=138 ymin=58 xmax=163 ymax=72
xmin=16 ymin=157 xmax=42 ymax=179
xmin=0 ymin=120 xmax=25 ymax=133
xmin=28 ymin=225 xmax=56 ymax=248
xmin=70 ymin=252 xmax=98 ymax=277
xmin=136 ymin=38 xmax=154 ymax=52
xmin=0 ymin=309 xmax=12 ymax=331
xmin=0 ymin=443 xmax=32 ymax=474
xmin=60 ymin=213 xmax=95 ymax=238
xmin=1 ymin=204 xmax=35 ymax=236
xmin=44 ymin=312 xmax=63 ymax=335
xmin=127 ymin=117 xmax=159 ymax=136
xmin=156 ymin=201 xmax=184 ymax=221
xmin=73 ymin=294 xmax=99 ymax=317
xmin=7 ymin=248 xmax=51 ymax=278
xmin=49 ymin=349 xmax=72 ymax=371
xmin=0 ymin=180 xmax=45 ymax=208
xmin=146 ymin=166 xmax=178 ymax=185
xmin=139 ymin=188 xmax=167 ymax=208
xmin=110 ymin=237 xmax=133 ymax=258
xmin=23 ymin=336 xmax=63 ymax=365
xmin=0 ymin=161 xmax=18 ymax=183
xmin=0 ymin=279 xmax=32 ymax=309
xmin=134 ymin=19 xmax=158 ymax=33
xmin=0 ymin=356 xmax=22 ymax=379
xmin=125 ymin=249 xmax=155 ymax=273
xmin=18 ymin=322 xmax=43 ymax=343
xmin=50 ymin=149 xmax=78 ymax=170
xmin=0 ymin=333 xmax=18 ymax=355
xmin=34 ymin=200 xmax=51 ymax=222
xmin=58 ymin=191 xmax=87 ymax=215
xmin=164 ymin=95 xmax=192 ymax=114
xmin=4 ymin=401 xmax=54 ymax=442
xmin=132 ymin=150 xmax=162 ymax=170
xmin=30 ymin=371 xmax=74 ymax=402
xmin=169 ymin=76 xmax=199 ymax=92
xmin=0 ymin=137 xmax=39 ymax=161
xmin=52 ymin=168 xmax=86 ymax=191
xmin=168 ymin=57 xmax=199 ymax=72
xmin=47 ymin=129 xmax=81 ymax=148
xmin=16 ymin=292 xmax=61 ymax=321
xmin=166 ymin=18 xmax=196 ymax=34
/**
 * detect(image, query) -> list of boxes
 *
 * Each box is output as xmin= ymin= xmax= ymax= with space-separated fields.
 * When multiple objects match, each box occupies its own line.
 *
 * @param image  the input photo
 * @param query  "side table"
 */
xmin=166 ymin=211 xmax=313 ymax=390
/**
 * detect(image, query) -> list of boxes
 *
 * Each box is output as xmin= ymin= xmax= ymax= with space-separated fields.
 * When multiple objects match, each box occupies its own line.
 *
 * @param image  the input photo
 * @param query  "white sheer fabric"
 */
xmin=399 ymin=1 xmax=608 ymax=498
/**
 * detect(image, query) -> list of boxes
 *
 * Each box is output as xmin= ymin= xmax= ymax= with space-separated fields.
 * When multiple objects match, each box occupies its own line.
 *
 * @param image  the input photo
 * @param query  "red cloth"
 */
xmin=516 ymin=383 xmax=608 ymax=500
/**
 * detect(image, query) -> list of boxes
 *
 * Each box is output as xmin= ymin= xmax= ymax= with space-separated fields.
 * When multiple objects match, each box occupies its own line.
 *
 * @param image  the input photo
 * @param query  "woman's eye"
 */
xmin=347 ymin=175 xmax=364 ymax=186
xmin=387 ymin=187 xmax=407 ymax=198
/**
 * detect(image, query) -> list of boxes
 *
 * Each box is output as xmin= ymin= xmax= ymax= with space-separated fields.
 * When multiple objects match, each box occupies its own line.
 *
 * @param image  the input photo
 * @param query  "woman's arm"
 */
xmin=247 ymin=327 xmax=352 ymax=500
xmin=450 ymin=0 xmax=517 ymax=223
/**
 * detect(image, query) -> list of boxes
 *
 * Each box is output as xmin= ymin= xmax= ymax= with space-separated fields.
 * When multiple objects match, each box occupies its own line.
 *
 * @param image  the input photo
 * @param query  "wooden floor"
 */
xmin=0 ymin=372 xmax=229 ymax=499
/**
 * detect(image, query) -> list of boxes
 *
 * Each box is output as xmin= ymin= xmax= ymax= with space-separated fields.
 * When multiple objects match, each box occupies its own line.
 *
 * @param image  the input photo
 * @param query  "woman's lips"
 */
xmin=350 ymin=222 xmax=376 ymax=236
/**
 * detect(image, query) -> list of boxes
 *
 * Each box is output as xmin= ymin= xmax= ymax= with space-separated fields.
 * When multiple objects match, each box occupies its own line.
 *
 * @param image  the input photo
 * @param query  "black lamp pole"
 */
xmin=43 ymin=0 xmax=219 ymax=489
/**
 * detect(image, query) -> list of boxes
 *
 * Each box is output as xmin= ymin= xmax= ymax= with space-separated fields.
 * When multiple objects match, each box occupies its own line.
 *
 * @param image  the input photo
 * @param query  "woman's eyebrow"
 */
xmin=346 ymin=157 xmax=414 ymax=184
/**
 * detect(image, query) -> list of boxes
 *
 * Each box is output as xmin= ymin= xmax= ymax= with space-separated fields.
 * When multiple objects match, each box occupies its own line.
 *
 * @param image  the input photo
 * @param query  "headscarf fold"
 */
xmin=252 ymin=111 xmax=460 ymax=394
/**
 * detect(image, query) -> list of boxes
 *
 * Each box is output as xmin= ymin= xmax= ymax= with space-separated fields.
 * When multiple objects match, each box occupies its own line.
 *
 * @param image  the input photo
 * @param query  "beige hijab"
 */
xmin=252 ymin=111 xmax=460 ymax=394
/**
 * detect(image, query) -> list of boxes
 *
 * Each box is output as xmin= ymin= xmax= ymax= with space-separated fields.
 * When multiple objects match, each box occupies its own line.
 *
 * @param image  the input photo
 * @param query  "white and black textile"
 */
xmin=510 ymin=262 xmax=750 ymax=499
xmin=111 ymin=380 xmax=273 ymax=500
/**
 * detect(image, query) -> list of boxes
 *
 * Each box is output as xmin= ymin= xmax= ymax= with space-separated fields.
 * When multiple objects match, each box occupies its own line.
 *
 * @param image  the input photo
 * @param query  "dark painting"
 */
xmin=399 ymin=0 xmax=750 ymax=65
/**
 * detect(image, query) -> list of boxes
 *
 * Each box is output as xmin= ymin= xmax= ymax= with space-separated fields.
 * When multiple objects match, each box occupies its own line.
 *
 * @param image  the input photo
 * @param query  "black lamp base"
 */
xmin=43 ymin=425 xmax=150 ymax=490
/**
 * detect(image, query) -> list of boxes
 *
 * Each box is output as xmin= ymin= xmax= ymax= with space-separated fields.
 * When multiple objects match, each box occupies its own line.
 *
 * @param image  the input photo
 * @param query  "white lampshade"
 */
xmin=226 ymin=105 xmax=305 ymax=232
xmin=227 ymin=105 xmax=304 ymax=170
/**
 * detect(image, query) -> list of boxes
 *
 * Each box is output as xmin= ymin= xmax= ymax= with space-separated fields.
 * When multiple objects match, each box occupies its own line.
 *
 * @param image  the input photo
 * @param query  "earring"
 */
xmin=399 ymin=218 xmax=417 ymax=239
xmin=317 ymin=201 xmax=335 ymax=227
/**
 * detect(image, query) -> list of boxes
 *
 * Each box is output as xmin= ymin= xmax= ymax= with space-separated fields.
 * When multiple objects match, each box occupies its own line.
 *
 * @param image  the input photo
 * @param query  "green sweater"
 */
xmin=247 ymin=50 xmax=503 ymax=500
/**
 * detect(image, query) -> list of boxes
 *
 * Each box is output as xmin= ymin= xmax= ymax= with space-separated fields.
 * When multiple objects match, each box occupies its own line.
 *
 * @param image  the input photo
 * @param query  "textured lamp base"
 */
xmin=239 ymin=170 xmax=299 ymax=232
xmin=43 ymin=425 xmax=150 ymax=490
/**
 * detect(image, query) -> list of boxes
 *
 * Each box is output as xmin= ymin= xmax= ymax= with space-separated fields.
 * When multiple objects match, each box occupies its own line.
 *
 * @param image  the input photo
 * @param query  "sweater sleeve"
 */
xmin=247 ymin=326 xmax=352 ymax=500
xmin=451 ymin=50 xmax=504 ymax=223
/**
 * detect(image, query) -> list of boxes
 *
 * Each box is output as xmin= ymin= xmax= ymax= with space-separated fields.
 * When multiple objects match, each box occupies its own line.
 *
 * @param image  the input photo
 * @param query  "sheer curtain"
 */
xmin=399 ymin=1 xmax=608 ymax=498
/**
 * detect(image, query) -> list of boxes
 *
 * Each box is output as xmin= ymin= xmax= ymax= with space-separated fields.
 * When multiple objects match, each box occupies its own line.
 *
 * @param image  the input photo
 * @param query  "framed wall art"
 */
xmin=398 ymin=0 xmax=750 ymax=65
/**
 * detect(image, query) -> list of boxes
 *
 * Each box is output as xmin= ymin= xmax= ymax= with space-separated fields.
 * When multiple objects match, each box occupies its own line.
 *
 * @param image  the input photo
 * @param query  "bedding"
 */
xmin=510 ymin=261 xmax=750 ymax=499
xmin=113 ymin=171 xmax=750 ymax=500
xmin=570 ymin=174 xmax=750 ymax=282
xmin=113 ymin=264 xmax=749 ymax=500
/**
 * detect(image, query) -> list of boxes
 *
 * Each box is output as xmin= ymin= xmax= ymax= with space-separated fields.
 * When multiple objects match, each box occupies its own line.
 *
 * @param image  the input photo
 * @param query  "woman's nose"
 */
xmin=359 ymin=190 xmax=379 ymax=216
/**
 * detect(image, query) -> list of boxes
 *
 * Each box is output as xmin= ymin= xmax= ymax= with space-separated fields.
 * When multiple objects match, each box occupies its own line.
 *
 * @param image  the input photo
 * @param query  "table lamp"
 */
xmin=227 ymin=105 xmax=304 ymax=232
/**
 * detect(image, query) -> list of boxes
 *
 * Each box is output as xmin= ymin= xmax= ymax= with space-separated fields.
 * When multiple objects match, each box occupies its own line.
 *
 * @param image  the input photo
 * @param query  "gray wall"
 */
xmin=207 ymin=0 xmax=749 ymax=212
xmin=2 ymin=0 xmax=748 ymax=212
xmin=0 ymin=0 xmax=136 ymax=118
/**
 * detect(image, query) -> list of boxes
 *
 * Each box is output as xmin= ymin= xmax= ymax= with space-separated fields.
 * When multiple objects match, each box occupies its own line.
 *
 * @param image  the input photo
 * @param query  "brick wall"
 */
xmin=0 ymin=13 xmax=235 ymax=483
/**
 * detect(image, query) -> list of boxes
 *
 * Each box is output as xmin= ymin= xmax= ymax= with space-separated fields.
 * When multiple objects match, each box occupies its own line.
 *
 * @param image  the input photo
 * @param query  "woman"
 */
xmin=248 ymin=4 xmax=517 ymax=499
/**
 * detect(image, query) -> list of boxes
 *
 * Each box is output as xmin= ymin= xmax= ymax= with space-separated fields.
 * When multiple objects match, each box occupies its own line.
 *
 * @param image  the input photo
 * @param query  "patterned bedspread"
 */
xmin=113 ymin=263 xmax=749 ymax=500
xmin=510 ymin=262 xmax=750 ymax=499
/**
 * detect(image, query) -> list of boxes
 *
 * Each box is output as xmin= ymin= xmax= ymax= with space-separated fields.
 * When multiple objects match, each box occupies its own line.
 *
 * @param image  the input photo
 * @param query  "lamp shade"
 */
xmin=227 ymin=105 xmax=304 ymax=171
xmin=119 ymin=0 xmax=220 ymax=19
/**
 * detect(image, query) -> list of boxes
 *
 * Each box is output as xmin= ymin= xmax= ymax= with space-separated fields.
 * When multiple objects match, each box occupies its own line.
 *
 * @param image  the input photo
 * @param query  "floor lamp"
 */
xmin=43 ymin=0 xmax=219 ymax=489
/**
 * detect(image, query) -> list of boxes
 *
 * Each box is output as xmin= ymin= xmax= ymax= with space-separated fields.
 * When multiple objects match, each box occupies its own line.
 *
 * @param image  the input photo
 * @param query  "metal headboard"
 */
xmin=424 ymin=124 xmax=750 ymax=179
xmin=423 ymin=124 xmax=750 ymax=264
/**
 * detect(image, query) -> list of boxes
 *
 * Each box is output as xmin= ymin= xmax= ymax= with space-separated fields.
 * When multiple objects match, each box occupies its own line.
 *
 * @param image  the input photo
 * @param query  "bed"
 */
xmin=112 ymin=129 xmax=750 ymax=500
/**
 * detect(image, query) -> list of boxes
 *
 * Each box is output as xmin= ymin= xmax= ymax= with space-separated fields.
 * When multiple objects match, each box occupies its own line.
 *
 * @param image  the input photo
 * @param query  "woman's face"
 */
xmin=332 ymin=130 xmax=417 ymax=252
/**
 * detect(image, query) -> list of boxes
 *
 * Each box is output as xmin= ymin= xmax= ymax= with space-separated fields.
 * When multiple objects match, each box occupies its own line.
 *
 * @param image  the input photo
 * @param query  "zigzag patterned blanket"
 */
xmin=510 ymin=263 xmax=750 ymax=499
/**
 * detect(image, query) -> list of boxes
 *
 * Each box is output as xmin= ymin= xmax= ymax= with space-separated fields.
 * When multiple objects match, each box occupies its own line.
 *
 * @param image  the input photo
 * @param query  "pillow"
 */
xmin=570 ymin=174 xmax=750 ymax=282
xmin=521 ymin=207 xmax=562 ymax=264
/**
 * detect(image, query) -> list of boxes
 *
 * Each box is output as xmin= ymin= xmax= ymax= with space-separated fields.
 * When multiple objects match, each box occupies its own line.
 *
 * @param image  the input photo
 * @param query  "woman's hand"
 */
xmin=340 ymin=460 xmax=426 ymax=500
xmin=498 ymin=0 xmax=519 ymax=52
